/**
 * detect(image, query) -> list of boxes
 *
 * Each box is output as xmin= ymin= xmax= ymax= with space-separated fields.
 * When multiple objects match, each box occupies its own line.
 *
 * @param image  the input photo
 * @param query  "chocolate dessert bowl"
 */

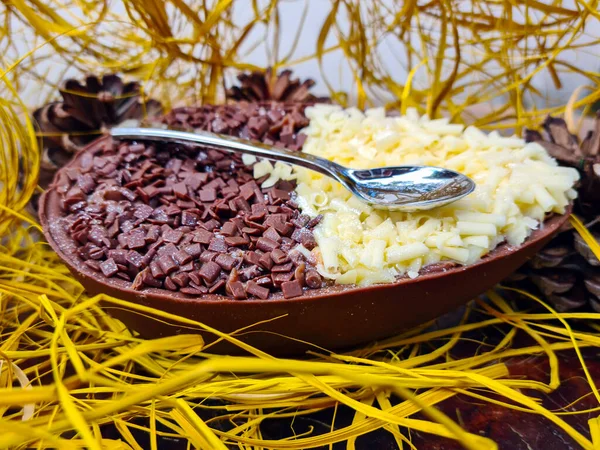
xmin=39 ymin=134 xmax=571 ymax=355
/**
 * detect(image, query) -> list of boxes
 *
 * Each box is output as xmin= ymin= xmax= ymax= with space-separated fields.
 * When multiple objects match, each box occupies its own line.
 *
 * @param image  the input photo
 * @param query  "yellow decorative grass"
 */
xmin=2 ymin=1 xmax=600 ymax=126
xmin=1 ymin=1 xmax=600 ymax=448
xmin=3 ymin=230 xmax=600 ymax=449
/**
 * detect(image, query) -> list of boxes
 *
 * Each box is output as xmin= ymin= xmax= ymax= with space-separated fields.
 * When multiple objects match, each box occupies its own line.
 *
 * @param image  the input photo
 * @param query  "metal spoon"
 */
xmin=110 ymin=127 xmax=475 ymax=211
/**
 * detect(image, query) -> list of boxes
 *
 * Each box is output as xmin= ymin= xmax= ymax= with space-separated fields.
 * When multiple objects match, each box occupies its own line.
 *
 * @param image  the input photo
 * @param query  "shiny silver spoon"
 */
xmin=110 ymin=127 xmax=475 ymax=211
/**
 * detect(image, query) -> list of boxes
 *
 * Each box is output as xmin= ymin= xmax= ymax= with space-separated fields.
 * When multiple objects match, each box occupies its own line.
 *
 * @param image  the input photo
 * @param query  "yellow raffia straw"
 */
xmin=501 ymin=286 xmax=600 ymax=405
xmin=375 ymin=391 xmax=413 ymax=450
xmin=483 ymin=292 xmax=560 ymax=389
xmin=1 ymin=3 xmax=600 ymax=448
xmin=571 ymin=215 xmax=600 ymax=262
xmin=3 ymin=0 xmax=600 ymax=122
xmin=171 ymin=399 xmax=228 ymax=450
xmin=589 ymin=416 xmax=600 ymax=448
xmin=393 ymin=385 xmax=496 ymax=450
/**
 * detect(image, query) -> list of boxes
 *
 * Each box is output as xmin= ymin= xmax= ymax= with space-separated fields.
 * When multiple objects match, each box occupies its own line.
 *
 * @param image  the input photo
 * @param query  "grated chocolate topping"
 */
xmin=56 ymin=135 xmax=324 ymax=300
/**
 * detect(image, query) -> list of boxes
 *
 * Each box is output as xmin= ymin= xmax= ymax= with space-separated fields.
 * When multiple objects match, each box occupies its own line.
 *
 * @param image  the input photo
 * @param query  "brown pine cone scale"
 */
xmin=508 ymin=112 xmax=600 ymax=312
xmin=33 ymin=74 xmax=162 ymax=190
xmin=226 ymin=68 xmax=329 ymax=104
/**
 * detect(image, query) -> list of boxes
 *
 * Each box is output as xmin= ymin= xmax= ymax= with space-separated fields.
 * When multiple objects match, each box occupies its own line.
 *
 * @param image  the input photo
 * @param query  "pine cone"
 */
xmin=226 ymin=68 xmax=329 ymax=104
xmin=34 ymin=74 xmax=162 ymax=189
xmin=508 ymin=112 xmax=600 ymax=312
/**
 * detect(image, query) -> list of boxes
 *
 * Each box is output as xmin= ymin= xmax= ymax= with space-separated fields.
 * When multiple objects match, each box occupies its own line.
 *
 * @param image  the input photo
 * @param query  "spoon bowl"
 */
xmin=111 ymin=127 xmax=475 ymax=212
xmin=346 ymin=166 xmax=475 ymax=211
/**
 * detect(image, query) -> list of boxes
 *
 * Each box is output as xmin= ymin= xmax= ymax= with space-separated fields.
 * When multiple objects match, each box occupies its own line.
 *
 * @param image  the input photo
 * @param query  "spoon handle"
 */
xmin=110 ymin=127 xmax=345 ymax=181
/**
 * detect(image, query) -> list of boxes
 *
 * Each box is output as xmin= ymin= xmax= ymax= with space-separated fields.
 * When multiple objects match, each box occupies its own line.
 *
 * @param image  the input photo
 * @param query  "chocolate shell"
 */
xmin=39 ymin=135 xmax=571 ymax=355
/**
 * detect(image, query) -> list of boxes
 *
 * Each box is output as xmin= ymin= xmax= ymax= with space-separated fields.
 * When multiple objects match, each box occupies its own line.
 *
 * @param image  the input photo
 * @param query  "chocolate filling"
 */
xmin=160 ymin=101 xmax=311 ymax=151
xmin=49 ymin=102 xmax=480 ymax=302
xmin=54 ymin=135 xmax=324 ymax=300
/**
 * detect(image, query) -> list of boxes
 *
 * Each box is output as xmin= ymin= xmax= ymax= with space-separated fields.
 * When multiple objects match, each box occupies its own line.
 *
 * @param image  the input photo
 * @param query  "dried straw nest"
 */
xmin=1 ymin=1 xmax=600 ymax=449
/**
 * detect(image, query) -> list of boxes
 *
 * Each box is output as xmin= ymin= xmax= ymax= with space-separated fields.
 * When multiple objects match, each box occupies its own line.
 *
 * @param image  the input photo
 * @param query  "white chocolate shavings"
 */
xmin=251 ymin=105 xmax=579 ymax=286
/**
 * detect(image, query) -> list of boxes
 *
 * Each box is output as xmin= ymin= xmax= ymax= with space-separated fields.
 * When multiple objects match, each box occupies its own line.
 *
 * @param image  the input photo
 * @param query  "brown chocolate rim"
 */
xmin=39 ymin=134 xmax=572 ymax=306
